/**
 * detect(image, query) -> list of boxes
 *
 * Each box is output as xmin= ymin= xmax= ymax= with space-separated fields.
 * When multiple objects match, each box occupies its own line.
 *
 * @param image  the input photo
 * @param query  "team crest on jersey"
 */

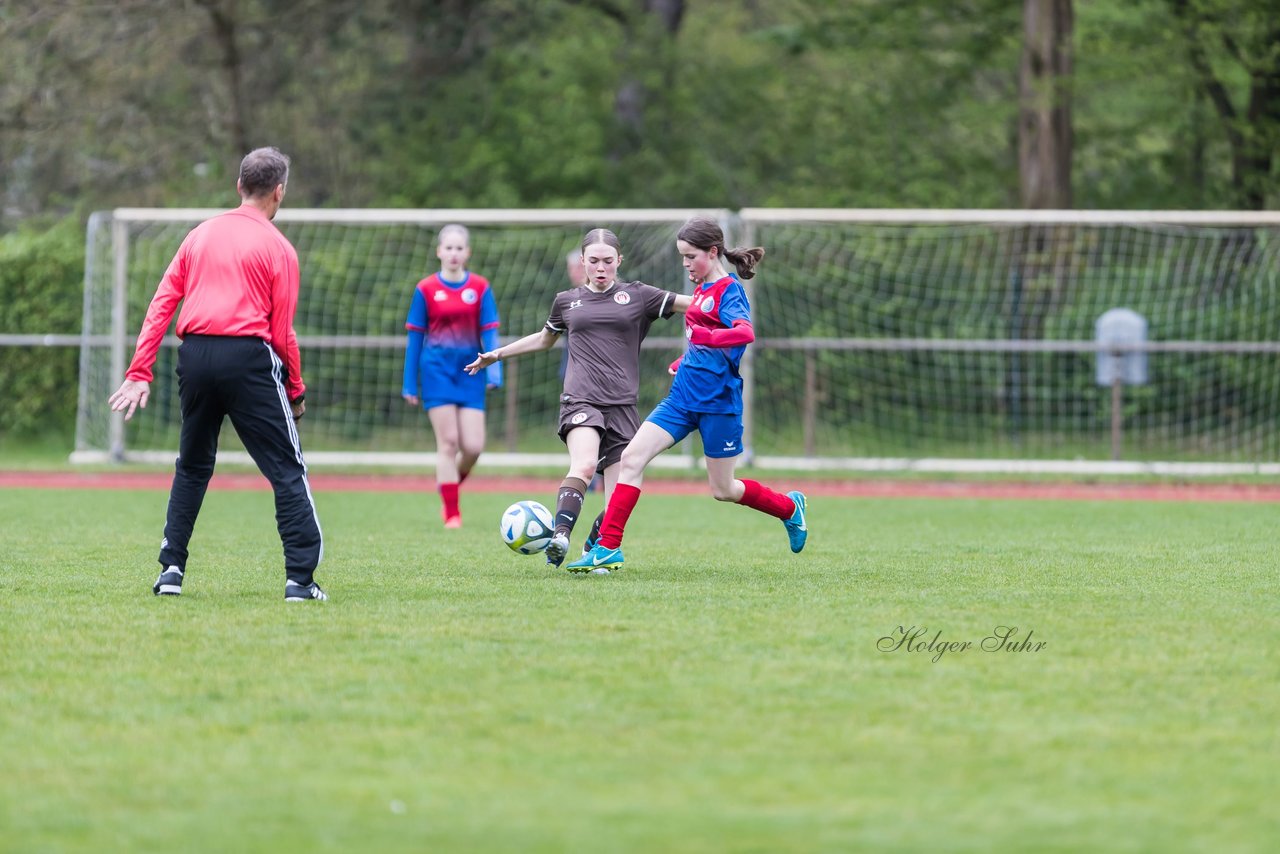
xmin=571 ymin=412 xmax=588 ymax=424
xmin=700 ymin=296 xmax=715 ymax=312
xmin=461 ymin=288 xmax=478 ymax=304
xmin=613 ymin=292 xmax=631 ymax=305
xmin=433 ymin=290 xmax=448 ymax=301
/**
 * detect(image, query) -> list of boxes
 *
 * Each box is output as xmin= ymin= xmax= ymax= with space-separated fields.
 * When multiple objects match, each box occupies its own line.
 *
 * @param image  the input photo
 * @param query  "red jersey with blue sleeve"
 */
xmin=402 ymin=272 xmax=501 ymax=408
xmin=668 ymin=275 xmax=751 ymax=414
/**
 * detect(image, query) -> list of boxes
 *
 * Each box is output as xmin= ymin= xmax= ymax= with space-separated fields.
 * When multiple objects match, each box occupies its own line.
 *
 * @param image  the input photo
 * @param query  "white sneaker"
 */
xmin=544 ymin=532 xmax=570 ymax=567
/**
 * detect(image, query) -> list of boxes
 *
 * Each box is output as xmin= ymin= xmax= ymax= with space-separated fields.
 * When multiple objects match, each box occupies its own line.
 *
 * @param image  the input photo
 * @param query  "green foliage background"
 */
xmin=0 ymin=220 xmax=84 ymax=437
xmin=2 ymin=0 xmax=1278 ymax=441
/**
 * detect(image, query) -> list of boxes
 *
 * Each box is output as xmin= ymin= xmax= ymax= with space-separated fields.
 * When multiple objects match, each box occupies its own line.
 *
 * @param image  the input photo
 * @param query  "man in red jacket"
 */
xmin=108 ymin=147 xmax=326 ymax=602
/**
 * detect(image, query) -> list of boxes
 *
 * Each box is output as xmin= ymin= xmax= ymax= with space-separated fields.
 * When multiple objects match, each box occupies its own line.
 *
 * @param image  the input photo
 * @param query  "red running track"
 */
xmin=2 ymin=471 xmax=1280 ymax=502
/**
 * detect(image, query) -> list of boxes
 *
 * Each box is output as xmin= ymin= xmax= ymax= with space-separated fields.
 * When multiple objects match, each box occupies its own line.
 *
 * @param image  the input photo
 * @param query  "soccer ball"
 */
xmin=500 ymin=500 xmax=555 ymax=555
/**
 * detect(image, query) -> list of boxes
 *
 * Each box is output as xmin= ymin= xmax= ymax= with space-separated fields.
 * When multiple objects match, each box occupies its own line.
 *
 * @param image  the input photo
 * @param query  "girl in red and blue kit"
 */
xmin=402 ymin=224 xmax=502 ymax=528
xmin=567 ymin=216 xmax=807 ymax=573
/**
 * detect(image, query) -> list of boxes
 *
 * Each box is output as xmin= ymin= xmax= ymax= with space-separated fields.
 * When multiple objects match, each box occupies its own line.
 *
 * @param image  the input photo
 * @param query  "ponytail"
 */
xmin=677 ymin=216 xmax=765 ymax=279
xmin=724 ymin=246 xmax=765 ymax=279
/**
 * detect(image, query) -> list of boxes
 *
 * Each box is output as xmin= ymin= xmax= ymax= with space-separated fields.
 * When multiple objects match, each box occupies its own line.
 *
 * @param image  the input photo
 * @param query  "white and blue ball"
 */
xmin=500 ymin=500 xmax=555 ymax=555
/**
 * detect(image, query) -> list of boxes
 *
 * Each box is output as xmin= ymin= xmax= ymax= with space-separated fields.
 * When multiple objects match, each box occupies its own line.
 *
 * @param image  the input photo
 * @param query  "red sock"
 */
xmin=439 ymin=482 xmax=460 ymax=520
xmin=737 ymin=479 xmax=796 ymax=520
xmin=597 ymin=483 xmax=641 ymax=549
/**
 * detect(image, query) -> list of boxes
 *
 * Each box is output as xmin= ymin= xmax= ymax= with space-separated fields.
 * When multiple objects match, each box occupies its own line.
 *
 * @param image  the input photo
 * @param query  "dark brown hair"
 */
xmin=238 ymin=147 xmax=290 ymax=198
xmin=677 ymin=216 xmax=764 ymax=279
xmin=580 ymin=227 xmax=621 ymax=254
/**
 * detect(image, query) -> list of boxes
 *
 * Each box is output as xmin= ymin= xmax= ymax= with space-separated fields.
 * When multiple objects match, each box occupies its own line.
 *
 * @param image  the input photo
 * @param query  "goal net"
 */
xmin=737 ymin=209 xmax=1280 ymax=474
xmin=75 ymin=209 xmax=729 ymax=469
xmin=75 ymin=208 xmax=1280 ymax=475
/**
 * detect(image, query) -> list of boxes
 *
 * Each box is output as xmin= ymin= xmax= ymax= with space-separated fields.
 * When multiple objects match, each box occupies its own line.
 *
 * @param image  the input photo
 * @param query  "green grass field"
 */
xmin=1 ymin=486 xmax=1277 ymax=852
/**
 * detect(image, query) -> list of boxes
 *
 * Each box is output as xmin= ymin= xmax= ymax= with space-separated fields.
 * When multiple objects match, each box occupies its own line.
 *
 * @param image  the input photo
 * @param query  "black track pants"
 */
xmin=158 ymin=335 xmax=323 ymax=585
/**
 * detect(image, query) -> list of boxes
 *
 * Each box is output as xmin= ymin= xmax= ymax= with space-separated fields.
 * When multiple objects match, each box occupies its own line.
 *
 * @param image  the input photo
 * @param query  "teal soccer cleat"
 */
xmin=783 ymin=491 xmax=808 ymax=553
xmin=565 ymin=543 xmax=624 ymax=573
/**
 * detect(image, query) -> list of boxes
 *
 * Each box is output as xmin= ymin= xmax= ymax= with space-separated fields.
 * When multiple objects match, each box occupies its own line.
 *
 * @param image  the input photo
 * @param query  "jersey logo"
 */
xmin=568 ymin=299 xmax=583 ymax=310
xmin=700 ymin=296 xmax=715 ymax=312
xmin=613 ymin=292 xmax=631 ymax=305
xmin=571 ymin=412 xmax=588 ymax=425
xmin=461 ymin=288 xmax=478 ymax=304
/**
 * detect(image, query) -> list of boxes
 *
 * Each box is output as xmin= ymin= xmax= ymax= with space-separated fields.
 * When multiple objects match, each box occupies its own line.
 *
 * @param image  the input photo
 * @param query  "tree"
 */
xmin=1169 ymin=0 xmax=1280 ymax=209
xmin=1018 ymin=0 xmax=1073 ymax=209
xmin=192 ymin=0 xmax=250 ymax=156
xmin=561 ymin=0 xmax=686 ymax=189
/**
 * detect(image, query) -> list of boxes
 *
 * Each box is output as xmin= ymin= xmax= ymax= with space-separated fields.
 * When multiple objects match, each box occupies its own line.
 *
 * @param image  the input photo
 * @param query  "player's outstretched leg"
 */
xmin=567 ymin=484 xmax=638 ymax=573
xmin=783 ymin=491 xmax=808 ymax=553
xmin=547 ymin=476 xmax=588 ymax=567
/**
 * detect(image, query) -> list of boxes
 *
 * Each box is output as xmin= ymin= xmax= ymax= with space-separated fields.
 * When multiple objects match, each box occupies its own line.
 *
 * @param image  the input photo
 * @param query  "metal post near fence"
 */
xmin=732 ymin=213 xmax=755 ymax=464
xmin=1110 ymin=366 xmax=1123 ymax=461
xmin=109 ymin=217 xmax=130 ymax=462
xmin=803 ymin=349 xmax=817 ymax=456
xmin=504 ymin=359 xmax=518 ymax=452
xmin=1095 ymin=308 xmax=1148 ymax=462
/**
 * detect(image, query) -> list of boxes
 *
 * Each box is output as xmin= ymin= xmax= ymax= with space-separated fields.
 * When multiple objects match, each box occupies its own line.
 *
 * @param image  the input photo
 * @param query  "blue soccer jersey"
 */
xmin=667 ymin=274 xmax=751 ymax=414
xmin=402 ymin=272 xmax=501 ymax=408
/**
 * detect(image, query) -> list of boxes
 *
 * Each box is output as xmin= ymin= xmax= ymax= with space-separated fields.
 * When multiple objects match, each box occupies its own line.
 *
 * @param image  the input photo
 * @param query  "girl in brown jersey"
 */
xmin=466 ymin=228 xmax=692 ymax=568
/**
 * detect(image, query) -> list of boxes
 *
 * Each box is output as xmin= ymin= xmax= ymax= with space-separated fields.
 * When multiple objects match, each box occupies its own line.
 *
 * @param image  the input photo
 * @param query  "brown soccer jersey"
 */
xmin=545 ymin=280 xmax=678 ymax=406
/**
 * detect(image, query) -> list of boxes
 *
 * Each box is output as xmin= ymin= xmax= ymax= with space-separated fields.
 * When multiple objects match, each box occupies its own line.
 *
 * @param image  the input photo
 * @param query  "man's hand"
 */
xmin=403 ymin=393 xmax=420 ymax=406
xmin=291 ymin=398 xmax=306 ymax=421
xmin=668 ymin=356 xmax=682 ymax=376
xmin=108 ymin=379 xmax=151 ymax=421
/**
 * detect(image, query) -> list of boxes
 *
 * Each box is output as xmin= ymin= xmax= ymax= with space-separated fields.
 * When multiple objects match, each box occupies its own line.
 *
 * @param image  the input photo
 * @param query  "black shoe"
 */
xmin=153 ymin=566 xmax=184 ymax=596
xmin=285 ymin=580 xmax=328 ymax=602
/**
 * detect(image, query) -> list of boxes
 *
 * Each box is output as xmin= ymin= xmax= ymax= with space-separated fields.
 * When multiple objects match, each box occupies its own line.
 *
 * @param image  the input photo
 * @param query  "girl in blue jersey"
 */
xmin=567 ymin=217 xmax=807 ymax=572
xmin=402 ymin=224 xmax=502 ymax=528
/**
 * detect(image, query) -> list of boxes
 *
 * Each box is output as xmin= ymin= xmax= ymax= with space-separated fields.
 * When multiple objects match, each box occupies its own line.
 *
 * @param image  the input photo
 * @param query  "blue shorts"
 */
xmin=646 ymin=398 xmax=743 ymax=459
xmin=420 ymin=352 xmax=486 ymax=411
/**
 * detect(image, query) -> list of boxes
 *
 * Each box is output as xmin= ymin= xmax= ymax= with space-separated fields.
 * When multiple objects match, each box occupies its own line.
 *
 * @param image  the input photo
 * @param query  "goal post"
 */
xmin=74 ymin=207 xmax=1280 ymax=475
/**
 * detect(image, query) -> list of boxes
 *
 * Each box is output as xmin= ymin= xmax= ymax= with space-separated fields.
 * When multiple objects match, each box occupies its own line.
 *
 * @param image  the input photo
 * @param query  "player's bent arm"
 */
xmin=465 ymin=328 xmax=558 ymax=374
xmin=672 ymin=293 xmax=694 ymax=313
xmin=689 ymin=319 xmax=755 ymax=348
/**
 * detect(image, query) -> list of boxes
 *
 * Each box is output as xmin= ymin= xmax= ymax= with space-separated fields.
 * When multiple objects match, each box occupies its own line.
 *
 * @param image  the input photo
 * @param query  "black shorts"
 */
xmin=557 ymin=401 xmax=640 ymax=474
